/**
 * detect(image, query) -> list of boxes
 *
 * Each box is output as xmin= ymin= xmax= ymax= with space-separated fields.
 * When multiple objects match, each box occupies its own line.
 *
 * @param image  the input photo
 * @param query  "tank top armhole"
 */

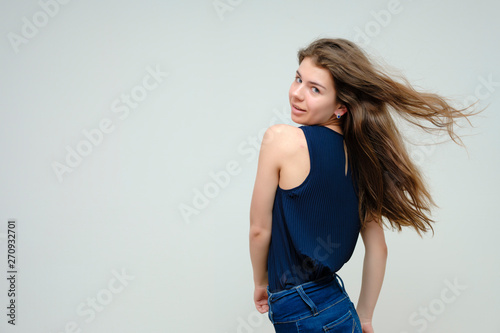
xmin=277 ymin=126 xmax=313 ymax=192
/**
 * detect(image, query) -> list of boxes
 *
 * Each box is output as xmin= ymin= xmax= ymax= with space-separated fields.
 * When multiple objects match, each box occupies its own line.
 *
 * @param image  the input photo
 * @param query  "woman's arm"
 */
xmin=249 ymin=125 xmax=284 ymax=312
xmin=356 ymin=217 xmax=388 ymax=332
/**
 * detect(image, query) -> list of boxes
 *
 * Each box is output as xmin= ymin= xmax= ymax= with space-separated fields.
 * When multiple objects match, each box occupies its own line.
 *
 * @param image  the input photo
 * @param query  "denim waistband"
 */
xmin=267 ymin=273 xmax=346 ymax=302
xmin=266 ymin=273 xmax=350 ymax=324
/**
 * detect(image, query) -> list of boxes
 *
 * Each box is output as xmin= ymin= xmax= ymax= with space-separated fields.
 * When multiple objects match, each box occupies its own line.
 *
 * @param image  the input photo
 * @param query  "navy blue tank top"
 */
xmin=267 ymin=124 xmax=361 ymax=292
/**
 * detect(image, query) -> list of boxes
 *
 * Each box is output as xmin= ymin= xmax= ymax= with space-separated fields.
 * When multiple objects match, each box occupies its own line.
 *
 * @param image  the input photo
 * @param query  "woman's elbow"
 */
xmin=378 ymin=243 xmax=388 ymax=259
xmin=249 ymin=225 xmax=271 ymax=240
xmin=381 ymin=243 xmax=388 ymax=258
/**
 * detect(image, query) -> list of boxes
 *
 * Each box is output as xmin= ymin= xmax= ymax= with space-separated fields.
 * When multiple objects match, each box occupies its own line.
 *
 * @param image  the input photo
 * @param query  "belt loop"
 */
xmin=335 ymin=273 xmax=347 ymax=294
xmin=296 ymin=285 xmax=319 ymax=316
xmin=266 ymin=286 xmax=274 ymax=323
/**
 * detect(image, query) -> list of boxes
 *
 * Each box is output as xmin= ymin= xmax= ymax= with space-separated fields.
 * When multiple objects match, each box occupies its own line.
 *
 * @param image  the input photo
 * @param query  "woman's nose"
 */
xmin=291 ymin=85 xmax=304 ymax=100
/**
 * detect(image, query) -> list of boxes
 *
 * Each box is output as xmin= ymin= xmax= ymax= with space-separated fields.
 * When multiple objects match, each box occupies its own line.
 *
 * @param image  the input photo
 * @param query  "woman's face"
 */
xmin=288 ymin=57 xmax=343 ymax=125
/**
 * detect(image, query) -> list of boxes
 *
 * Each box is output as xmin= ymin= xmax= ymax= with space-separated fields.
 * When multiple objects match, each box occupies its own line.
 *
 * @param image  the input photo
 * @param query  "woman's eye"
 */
xmin=295 ymin=76 xmax=302 ymax=83
xmin=312 ymin=87 xmax=320 ymax=93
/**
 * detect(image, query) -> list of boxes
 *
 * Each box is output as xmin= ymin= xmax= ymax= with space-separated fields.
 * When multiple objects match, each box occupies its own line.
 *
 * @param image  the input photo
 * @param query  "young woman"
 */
xmin=249 ymin=38 xmax=481 ymax=332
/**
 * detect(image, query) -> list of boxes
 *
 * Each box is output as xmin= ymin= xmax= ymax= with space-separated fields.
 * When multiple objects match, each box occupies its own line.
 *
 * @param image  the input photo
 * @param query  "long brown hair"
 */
xmin=298 ymin=38 xmax=485 ymax=237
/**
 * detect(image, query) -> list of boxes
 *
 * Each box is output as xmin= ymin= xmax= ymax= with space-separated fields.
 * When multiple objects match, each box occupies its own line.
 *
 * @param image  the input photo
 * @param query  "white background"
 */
xmin=1 ymin=0 xmax=499 ymax=332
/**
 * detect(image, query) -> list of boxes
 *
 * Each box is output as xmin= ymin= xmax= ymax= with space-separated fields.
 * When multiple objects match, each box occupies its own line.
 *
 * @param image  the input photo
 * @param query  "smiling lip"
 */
xmin=292 ymin=104 xmax=306 ymax=112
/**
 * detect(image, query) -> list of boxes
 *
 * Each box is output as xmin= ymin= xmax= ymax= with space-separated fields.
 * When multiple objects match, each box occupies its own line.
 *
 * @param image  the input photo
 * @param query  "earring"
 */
xmin=336 ymin=114 xmax=341 ymax=119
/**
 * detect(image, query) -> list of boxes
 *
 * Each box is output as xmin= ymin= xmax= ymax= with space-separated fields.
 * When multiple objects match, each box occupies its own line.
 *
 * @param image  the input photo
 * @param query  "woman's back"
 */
xmin=278 ymin=124 xmax=348 ymax=190
xmin=267 ymin=124 xmax=361 ymax=293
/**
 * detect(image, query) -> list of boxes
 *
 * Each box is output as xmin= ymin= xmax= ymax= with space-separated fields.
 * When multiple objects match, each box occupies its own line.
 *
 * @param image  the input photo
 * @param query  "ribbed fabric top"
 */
xmin=267 ymin=124 xmax=361 ymax=293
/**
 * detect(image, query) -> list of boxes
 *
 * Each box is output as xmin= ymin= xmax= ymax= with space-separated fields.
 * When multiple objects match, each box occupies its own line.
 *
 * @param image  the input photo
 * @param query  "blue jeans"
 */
xmin=266 ymin=273 xmax=362 ymax=332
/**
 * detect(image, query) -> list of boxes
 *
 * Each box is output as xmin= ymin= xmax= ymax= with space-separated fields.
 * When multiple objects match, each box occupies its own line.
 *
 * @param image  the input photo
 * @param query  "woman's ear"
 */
xmin=337 ymin=104 xmax=348 ymax=116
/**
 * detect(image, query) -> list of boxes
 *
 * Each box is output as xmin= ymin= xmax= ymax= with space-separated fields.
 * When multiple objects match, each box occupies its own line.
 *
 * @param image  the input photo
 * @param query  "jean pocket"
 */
xmin=323 ymin=309 xmax=358 ymax=332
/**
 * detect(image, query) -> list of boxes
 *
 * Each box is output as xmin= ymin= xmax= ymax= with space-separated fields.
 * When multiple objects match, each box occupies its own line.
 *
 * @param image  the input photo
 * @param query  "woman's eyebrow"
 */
xmin=296 ymin=70 xmax=326 ymax=90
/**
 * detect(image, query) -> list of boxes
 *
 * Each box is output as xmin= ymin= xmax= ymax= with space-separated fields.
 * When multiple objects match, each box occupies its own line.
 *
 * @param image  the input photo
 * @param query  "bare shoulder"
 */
xmin=264 ymin=124 xmax=305 ymax=148
xmin=261 ymin=124 xmax=305 ymax=167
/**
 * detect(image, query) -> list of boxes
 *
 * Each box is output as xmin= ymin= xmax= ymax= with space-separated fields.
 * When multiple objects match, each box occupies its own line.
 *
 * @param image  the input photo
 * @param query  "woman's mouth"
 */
xmin=292 ymin=104 xmax=306 ymax=114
